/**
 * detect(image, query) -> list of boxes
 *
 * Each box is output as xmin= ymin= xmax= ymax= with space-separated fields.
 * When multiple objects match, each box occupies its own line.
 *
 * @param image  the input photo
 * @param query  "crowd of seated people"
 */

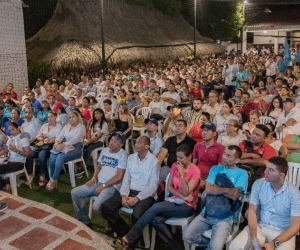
xmin=1 ymin=48 xmax=300 ymax=249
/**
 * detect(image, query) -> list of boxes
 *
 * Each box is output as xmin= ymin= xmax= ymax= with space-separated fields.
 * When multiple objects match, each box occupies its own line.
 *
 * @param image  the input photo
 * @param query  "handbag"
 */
xmin=34 ymin=141 xmax=54 ymax=152
xmin=0 ymin=152 xmax=9 ymax=165
xmin=133 ymin=115 xmax=145 ymax=128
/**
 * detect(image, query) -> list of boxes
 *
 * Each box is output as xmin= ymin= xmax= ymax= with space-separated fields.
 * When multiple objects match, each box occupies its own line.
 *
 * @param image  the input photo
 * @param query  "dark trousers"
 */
xmin=101 ymin=191 xmax=155 ymax=237
xmin=0 ymin=162 xmax=24 ymax=190
xmin=225 ymin=85 xmax=235 ymax=100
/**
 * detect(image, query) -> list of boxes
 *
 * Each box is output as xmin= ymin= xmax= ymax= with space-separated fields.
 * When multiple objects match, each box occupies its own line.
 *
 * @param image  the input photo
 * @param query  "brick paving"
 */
xmin=0 ymin=191 xmax=113 ymax=250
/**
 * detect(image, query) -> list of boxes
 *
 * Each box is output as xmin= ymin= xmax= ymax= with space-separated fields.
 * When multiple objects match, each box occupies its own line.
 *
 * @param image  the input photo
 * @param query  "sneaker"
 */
xmin=75 ymin=171 xmax=85 ymax=179
xmin=0 ymin=202 xmax=8 ymax=212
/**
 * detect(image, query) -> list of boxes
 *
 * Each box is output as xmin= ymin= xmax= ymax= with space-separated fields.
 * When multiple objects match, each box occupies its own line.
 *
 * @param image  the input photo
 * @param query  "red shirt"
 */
xmin=2 ymin=89 xmax=18 ymax=100
xmin=189 ymin=123 xmax=204 ymax=143
xmin=238 ymin=141 xmax=276 ymax=160
xmin=193 ymin=141 xmax=225 ymax=179
xmin=190 ymin=88 xmax=202 ymax=98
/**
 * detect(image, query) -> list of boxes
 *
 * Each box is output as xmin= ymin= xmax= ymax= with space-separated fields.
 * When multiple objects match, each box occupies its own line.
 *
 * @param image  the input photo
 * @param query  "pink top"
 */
xmin=82 ymin=108 xmax=91 ymax=121
xmin=170 ymin=162 xmax=201 ymax=210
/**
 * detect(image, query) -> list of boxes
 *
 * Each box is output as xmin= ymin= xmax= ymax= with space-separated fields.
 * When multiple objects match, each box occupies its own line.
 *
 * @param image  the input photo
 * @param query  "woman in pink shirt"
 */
xmin=116 ymin=144 xmax=201 ymax=250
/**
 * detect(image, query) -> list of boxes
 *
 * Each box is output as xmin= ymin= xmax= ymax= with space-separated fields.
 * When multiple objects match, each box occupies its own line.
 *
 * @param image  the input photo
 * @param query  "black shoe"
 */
xmin=75 ymin=171 xmax=85 ymax=179
xmin=0 ymin=202 xmax=8 ymax=212
xmin=85 ymin=221 xmax=93 ymax=229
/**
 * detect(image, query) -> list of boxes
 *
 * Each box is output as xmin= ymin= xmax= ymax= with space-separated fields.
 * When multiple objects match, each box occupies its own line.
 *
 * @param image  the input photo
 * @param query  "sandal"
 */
xmin=38 ymin=175 xmax=45 ymax=186
xmin=115 ymin=237 xmax=130 ymax=250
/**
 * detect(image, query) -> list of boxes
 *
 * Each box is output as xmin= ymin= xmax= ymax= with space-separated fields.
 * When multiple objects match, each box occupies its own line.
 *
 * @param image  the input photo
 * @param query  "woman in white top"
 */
xmin=213 ymin=101 xmax=239 ymax=133
xmin=217 ymin=119 xmax=247 ymax=147
xmin=265 ymin=122 xmax=283 ymax=156
xmin=0 ymin=122 xmax=30 ymax=190
xmin=265 ymin=96 xmax=283 ymax=122
xmin=83 ymin=108 xmax=108 ymax=168
xmin=242 ymin=110 xmax=261 ymax=138
xmin=25 ymin=112 xmax=62 ymax=186
xmin=47 ymin=110 xmax=86 ymax=191
xmin=56 ymin=106 xmax=68 ymax=126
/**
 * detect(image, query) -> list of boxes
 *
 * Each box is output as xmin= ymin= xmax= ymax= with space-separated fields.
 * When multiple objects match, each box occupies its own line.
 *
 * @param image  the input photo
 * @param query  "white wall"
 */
xmin=253 ymin=31 xmax=287 ymax=45
xmin=0 ymin=0 xmax=28 ymax=97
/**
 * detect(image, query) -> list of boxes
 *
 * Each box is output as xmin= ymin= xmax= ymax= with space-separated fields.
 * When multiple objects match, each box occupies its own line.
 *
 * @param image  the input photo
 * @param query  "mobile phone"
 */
xmin=245 ymin=129 xmax=251 ymax=135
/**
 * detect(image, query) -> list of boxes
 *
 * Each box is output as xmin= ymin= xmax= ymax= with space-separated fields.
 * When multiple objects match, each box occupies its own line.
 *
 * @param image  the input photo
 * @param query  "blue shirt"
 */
xmin=235 ymin=70 xmax=249 ymax=88
xmin=65 ymin=106 xmax=77 ymax=114
xmin=203 ymin=165 xmax=248 ymax=221
xmin=4 ymin=119 xmax=24 ymax=136
xmin=1 ymin=101 xmax=5 ymax=108
xmin=250 ymin=178 xmax=300 ymax=232
xmin=37 ymin=110 xmax=51 ymax=123
xmin=0 ymin=115 xmax=8 ymax=128
xmin=31 ymin=98 xmax=41 ymax=111
xmin=4 ymin=108 xmax=12 ymax=119
xmin=294 ymin=52 xmax=300 ymax=63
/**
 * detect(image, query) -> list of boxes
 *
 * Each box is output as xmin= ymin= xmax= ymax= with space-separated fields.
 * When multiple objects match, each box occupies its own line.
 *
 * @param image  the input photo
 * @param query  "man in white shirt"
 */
xmin=71 ymin=131 xmax=128 ymax=227
xmin=161 ymin=82 xmax=180 ymax=109
xmin=64 ymin=80 xmax=77 ymax=97
xmin=149 ymin=91 xmax=166 ymax=116
xmin=21 ymin=87 xmax=30 ymax=102
xmin=222 ymin=56 xmax=238 ymax=99
xmin=97 ymin=88 xmax=118 ymax=111
xmin=75 ymin=88 xmax=83 ymax=107
xmin=276 ymin=98 xmax=300 ymax=135
xmin=78 ymin=77 xmax=89 ymax=89
xmin=32 ymin=79 xmax=46 ymax=96
xmin=143 ymin=118 xmax=164 ymax=156
xmin=101 ymin=135 xmax=160 ymax=238
xmin=265 ymin=57 xmax=278 ymax=78
xmin=21 ymin=107 xmax=42 ymax=144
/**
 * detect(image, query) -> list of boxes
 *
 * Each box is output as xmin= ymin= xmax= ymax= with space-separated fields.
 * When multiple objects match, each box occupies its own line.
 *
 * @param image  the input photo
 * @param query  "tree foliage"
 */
xmin=197 ymin=2 xmax=244 ymax=41
xmin=153 ymin=0 xmax=182 ymax=18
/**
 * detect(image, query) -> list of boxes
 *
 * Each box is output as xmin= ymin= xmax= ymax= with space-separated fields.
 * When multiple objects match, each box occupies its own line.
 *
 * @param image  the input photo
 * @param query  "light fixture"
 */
xmin=243 ymin=1 xmax=248 ymax=4
xmin=264 ymin=31 xmax=267 ymax=34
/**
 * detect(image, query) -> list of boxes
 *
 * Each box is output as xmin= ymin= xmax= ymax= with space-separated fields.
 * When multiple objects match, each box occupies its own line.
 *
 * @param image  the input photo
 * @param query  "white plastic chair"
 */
xmin=0 ymin=164 xmax=32 ymax=196
xmin=287 ymin=162 xmax=300 ymax=189
xmin=136 ymin=107 xmax=151 ymax=119
xmin=150 ymin=174 xmax=195 ymax=250
xmin=190 ymin=196 xmax=245 ymax=250
xmin=259 ymin=116 xmax=275 ymax=125
xmin=91 ymin=146 xmax=104 ymax=169
xmin=88 ymin=196 xmax=150 ymax=248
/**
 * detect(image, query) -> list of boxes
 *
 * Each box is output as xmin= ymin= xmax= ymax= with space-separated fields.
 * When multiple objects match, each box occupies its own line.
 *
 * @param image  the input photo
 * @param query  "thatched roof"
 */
xmin=26 ymin=0 xmax=224 ymax=70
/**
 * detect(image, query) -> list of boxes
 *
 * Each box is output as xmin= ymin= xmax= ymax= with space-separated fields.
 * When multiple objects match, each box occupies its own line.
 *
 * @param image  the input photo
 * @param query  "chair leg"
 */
xmin=190 ymin=245 xmax=196 ymax=250
xmin=143 ymin=225 xmax=150 ymax=249
xmin=24 ymin=168 xmax=32 ymax=190
xmin=150 ymin=228 xmax=156 ymax=250
xmin=171 ymin=225 xmax=177 ymax=234
xmin=9 ymin=174 xmax=18 ymax=196
xmin=81 ymin=157 xmax=89 ymax=178
xmin=88 ymin=198 xmax=93 ymax=219
xmin=68 ymin=162 xmax=76 ymax=187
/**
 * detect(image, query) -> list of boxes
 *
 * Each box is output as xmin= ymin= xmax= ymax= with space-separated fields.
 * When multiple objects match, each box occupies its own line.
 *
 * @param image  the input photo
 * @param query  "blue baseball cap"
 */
xmin=144 ymin=118 xmax=158 ymax=126
xmin=201 ymin=122 xmax=217 ymax=132
xmin=282 ymin=98 xmax=294 ymax=104
xmin=111 ymin=131 xmax=126 ymax=144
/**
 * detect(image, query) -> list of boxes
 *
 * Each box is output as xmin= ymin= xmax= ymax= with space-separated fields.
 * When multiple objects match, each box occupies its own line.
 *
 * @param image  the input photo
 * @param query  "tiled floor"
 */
xmin=0 ymin=192 xmax=113 ymax=250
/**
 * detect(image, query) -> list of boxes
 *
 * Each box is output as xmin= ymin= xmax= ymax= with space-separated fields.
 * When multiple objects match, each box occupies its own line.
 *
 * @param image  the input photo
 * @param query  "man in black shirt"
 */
xmin=200 ymin=76 xmax=214 ymax=100
xmin=211 ymin=72 xmax=225 ymax=95
xmin=157 ymin=119 xmax=196 ymax=182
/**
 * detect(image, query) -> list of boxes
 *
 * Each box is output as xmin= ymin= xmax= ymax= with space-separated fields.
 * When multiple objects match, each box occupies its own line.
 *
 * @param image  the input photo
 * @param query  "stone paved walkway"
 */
xmin=0 ymin=191 xmax=113 ymax=250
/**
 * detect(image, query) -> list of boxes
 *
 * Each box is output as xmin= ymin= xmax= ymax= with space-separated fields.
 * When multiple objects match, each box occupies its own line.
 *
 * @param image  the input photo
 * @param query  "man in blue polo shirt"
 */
xmin=27 ymin=91 xmax=41 ymax=111
xmin=230 ymin=156 xmax=300 ymax=250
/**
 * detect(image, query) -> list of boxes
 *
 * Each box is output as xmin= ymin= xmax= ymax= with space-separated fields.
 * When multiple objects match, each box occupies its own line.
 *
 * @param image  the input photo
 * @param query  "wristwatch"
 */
xmin=102 ymin=183 xmax=106 ymax=188
xmin=272 ymin=239 xmax=280 ymax=247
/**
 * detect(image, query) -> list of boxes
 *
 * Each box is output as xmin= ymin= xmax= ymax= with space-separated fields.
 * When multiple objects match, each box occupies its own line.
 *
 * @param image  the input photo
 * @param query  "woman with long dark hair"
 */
xmin=265 ymin=96 xmax=283 ymax=122
xmin=83 ymin=108 xmax=108 ymax=167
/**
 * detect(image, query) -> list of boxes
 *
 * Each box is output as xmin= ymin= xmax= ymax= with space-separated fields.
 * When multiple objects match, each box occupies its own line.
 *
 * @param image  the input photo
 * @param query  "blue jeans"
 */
xmin=25 ymin=149 xmax=51 ymax=176
xmin=49 ymin=142 xmax=83 ymax=180
xmin=126 ymin=201 xmax=195 ymax=244
xmin=183 ymin=214 xmax=233 ymax=250
xmin=71 ymin=182 xmax=117 ymax=225
xmin=83 ymin=141 xmax=103 ymax=167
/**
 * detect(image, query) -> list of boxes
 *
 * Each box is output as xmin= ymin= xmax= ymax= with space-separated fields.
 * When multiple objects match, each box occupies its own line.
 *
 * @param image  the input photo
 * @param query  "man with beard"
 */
xmin=185 ymin=98 xmax=203 ymax=131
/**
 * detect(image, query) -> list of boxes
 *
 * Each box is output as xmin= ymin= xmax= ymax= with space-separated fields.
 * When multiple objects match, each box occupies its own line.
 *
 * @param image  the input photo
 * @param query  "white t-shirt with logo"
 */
xmin=97 ymin=147 xmax=128 ymax=190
